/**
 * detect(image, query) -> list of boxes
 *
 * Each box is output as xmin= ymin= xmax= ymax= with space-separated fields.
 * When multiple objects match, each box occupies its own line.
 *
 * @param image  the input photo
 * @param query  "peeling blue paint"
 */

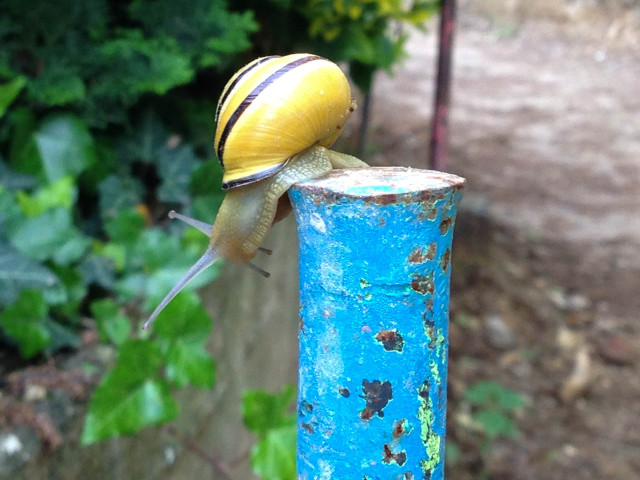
xmin=290 ymin=168 xmax=464 ymax=479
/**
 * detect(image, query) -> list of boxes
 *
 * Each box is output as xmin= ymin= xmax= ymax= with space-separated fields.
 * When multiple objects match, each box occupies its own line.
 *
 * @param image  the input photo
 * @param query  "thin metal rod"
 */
xmin=429 ymin=0 xmax=457 ymax=171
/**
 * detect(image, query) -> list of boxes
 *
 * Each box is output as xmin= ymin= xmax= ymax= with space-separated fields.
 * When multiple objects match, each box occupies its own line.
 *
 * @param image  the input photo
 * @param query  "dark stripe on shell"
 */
xmin=215 ymin=56 xmax=278 ymax=136
xmin=216 ymin=54 xmax=322 ymax=168
xmin=221 ymin=159 xmax=290 ymax=191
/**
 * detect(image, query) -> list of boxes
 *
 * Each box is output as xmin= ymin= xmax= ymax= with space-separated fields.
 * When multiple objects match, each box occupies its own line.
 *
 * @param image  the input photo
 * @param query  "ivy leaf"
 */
xmin=81 ymin=339 xmax=179 ymax=444
xmin=154 ymin=292 xmax=214 ymax=388
xmin=0 ymin=157 xmax=36 ymax=190
xmin=78 ymin=252 xmax=116 ymax=289
xmin=115 ymin=110 xmax=168 ymax=164
xmin=0 ymin=76 xmax=26 ymax=118
xmin=28 ymin=70 xmax=86 ymax=107
xmin=243 ymin=385 xmax=297 ymax=438
xmin=90 ymin=298 xmax=131 ymax=346
xmin=165 ymin=342 xmax=214 ymax=388
xmin=472 ymin=410 xmax=519 ymax=439
xmin=16 ymin=176 xmax=76 ymax=216
xmin=116 ymin=229 xmax=219 ymax=304
xmin=100 ymin=32 xmax=194 ymax=97
xmin=97 ymin=174 xmax=144 ymax=222
xmin=0 ymin=289 xmax=51 ymax=358
xmin=0 ymin=242 xmax=61 ymax=306
xmin=32 ymin=114 xmax=98 ymax=182
xmin=43 ymin=317 xmax=80 ymax=352
xmin=49 ymin=264 xmax=87 ymax=317
xmin=104 ymin=208 xmax=146 ymax=245
xmin=156 ymin=144 xmax=199 ymax=205
xmin=464 ymin=381 xmax=525 ymax=411
xmin=189 ymin=160 xmax=224 ymax=197
xmin=7 ymin=208 xmax=89 ymax=264
xmin=250 ymin=425 xmax=297 ymax=480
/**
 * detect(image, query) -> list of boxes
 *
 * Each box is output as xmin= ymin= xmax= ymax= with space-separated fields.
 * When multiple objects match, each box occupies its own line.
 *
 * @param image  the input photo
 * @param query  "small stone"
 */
xmin=597 ymin=335 xmax=635 ymax=366
xmin=560 ymin=347 xmax=591 ymax=403
xmin=24 ymin=384 xmax=47 ymax=402
xmin=484 ymin=314 xmax=517 ymax=350
xmin=549 ymin=289 xmax=591 ymax=312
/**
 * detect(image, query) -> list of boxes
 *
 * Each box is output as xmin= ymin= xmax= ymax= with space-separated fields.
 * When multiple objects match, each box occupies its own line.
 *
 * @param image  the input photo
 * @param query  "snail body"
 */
xmin=144 ymin=54 xmax=367 ymax=329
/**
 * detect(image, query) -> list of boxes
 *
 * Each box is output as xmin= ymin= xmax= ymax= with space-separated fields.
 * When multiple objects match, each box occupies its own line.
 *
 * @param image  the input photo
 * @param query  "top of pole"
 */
xmin=292 ymin=167 xmax=465 ymax=202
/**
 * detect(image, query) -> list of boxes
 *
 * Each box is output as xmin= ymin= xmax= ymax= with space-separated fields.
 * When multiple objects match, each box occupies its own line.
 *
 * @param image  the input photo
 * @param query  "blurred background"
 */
xmin=0 ymin=0 xmax=638 ymax=479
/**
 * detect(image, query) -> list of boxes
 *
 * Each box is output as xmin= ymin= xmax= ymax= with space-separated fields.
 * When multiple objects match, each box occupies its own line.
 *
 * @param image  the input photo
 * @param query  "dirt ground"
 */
xmin=366 ymin=1 xmax=640 ymax=478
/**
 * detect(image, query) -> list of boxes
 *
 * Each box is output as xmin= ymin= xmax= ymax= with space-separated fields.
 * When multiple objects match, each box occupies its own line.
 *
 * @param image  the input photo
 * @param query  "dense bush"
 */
xmin=0 ymin=0 xmax=438 ymax=454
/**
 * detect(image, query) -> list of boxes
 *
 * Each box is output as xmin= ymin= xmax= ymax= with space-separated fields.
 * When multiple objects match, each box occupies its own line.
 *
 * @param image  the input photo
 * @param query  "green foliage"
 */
xmin=82 ymin=339 xmax=179 ymax=444
xmin=243 ymin=385 xmax=297 ymax=480
xmin=0 ymin=76 xmax=26 ymax=118
xmin=1 ymin=0 xmax=441 ymax=451
xmin=82 ymin=292 xmax=215 ymax=444
xmin=241 ymin=0 xmax=439 ymax=90
xmin=0 ymin=0 xmax=258 ymax=127
xmin=0 ymin=290 xmax=50 ymax=358
xmin=463 ymin=381 xmax=525 ymax=440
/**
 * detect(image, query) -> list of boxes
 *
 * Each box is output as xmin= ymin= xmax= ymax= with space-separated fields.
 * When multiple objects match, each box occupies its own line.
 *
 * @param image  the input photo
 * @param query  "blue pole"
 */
xmin=289 ymin=167 xmax=465 ymax=479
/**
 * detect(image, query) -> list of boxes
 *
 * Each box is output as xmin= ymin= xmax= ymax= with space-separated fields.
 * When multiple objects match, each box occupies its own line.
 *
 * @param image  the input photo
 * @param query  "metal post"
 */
xmin=289 ymin=167 xmax=465 ymax=479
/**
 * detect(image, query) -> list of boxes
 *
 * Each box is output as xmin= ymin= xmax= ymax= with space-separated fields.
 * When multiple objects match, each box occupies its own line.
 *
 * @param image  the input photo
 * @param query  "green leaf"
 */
xmin=52 ymin=234 xmax=92 ymax=265
xmin=115 ymin=110 xmax=168 ymax=164
xmin=156 ymin=144 xmax=199 ymax=205
xmin=81 ymin=339 xmax=179 ymax=444
xmin=33 ymin=114 xmax=97 ymax=182
xmin=49 ymin=264 xmax=86 ymax=316
xmin=7 ymin=107 xmax=37 ymax=170
xmin=472 ymin=410 xmax=519 ymax=439
xmin=100 ymin=32 xmax=194 ymax=96
xmin=250 ymin=424 xmax=297 ymax=480
xmin=463 ymin=381 xmax=525 ymax=411
xmin=28 ymin=71 xmax=86 ymax=106
xmin=0 ymin=185 xmax=25 ymax=232
xmin=104 ymin=208 xmax=146 ymax=245
xmin=43 ymin=317 xmax=80 ymax=352
xmin=243 ymin=385 xmax=297 ymax=438
xmin=0 ymin=76 xmax=26 ymax=118
xmin=0 ymin=290 xmax=51 ymax=358
xmin=0 ymin=158 xmax=36 ymax=190
xmin=165 ymin=342 xmax=215 ymax=388
xmin=90 ymin=298 xmax=132 ymax=346
xmin=153 ymin=291 xmax=210 ymax=339
xmin=78 ymin=252 xmax=116 ymax=289
xmin=97 ymin=175 xmax=144 ymax=222
xmin=16 ymin=176 xmax=76 ymax=216
xmin=0 ymin=242 xmax=60 ymax=306
xmin=154 ymin=292 xmax=214 ymax=388
xmin=189 ymin=160 xmax=224 ymax=196
xmin=116 ymin=229 xmax=219 ymax=304
xmin=7 ymin=208 xmax=89 ymax=264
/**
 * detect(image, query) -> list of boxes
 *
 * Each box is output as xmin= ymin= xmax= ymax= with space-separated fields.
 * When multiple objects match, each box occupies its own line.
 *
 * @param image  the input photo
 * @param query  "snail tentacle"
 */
xmin=143 ymin=245 xmax=219 ymax=329
xmin=168 ymin=210 xmax=212 ymax=236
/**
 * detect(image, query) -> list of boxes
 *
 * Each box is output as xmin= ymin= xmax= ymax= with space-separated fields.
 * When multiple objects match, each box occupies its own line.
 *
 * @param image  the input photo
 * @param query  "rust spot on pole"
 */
xmin=411 ymin=272 xmax=435 ymax=295
xmin=359 ymin=380 xmax=393 ymax=420
xmin=375 ymin=329 xmax=405 ymax=352
xmin=409 ymin=243 xmax=437 ymax=263
xmin=339 ymin=387 xmax=351 ymax=397
xmin=383 ymin=443 xmax=408 ymax=466
xmin=438 ymin=217 xmax=452 ymax=235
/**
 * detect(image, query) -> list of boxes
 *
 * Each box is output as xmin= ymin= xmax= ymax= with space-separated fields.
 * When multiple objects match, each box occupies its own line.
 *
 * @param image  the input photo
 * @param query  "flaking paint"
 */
xmin=291 ymin=168 xmax=464 ymax=479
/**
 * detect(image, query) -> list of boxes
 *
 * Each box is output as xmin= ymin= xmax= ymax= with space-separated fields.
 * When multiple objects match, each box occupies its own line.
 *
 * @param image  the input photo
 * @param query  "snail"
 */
xmin=143 ymin=53 xmax=367 ymax=329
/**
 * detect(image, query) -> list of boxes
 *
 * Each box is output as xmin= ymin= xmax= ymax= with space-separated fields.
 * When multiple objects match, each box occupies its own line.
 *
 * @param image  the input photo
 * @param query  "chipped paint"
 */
xmin=375 ymin=329 xmax=405 ymax=352
xmin=291 ymin=168 xmax=464 ymax=479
